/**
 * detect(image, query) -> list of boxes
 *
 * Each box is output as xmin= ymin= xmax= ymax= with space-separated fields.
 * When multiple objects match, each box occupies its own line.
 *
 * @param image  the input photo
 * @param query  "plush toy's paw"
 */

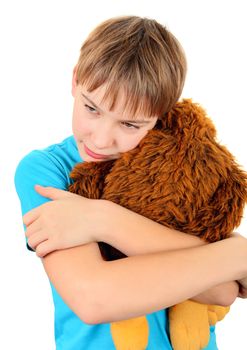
xmin=169 ymin=300 xmax=210 ymax=350
xmin=110 ymin=316 xmax=149 ymax=350
xmin=207 ymin=305 xmax=230 ymax=326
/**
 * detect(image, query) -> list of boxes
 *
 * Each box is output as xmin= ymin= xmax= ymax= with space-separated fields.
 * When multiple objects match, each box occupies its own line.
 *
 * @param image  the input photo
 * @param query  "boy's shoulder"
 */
xmin=43 ymin=135 xmax=80 ymax=157
xmin=22 ymin=135 xmax=80 ymax=164
xmin=15 ymin=136 xmax=82 ymax=195
xmin=14 ymin=136 xmax=82 ymax=216
xmin=16 ymin=136 xmax=81 ymax=174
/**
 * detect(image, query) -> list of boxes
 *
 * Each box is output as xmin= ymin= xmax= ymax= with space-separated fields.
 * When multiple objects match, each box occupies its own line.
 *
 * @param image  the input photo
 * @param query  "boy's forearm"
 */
xmin=101 ymin=202 xmax=239 ymax=307
xmin=101 ymin=200 xmax=207 ymax=256
xmin=43 ymin=235 xmax=247 ymax=324
xmin=88 ymin=236 xmax=247 ymax=323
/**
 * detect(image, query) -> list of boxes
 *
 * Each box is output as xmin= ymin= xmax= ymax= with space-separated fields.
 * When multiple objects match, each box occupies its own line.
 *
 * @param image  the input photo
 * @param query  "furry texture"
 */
xmin=69 ymin=99 xmax=247 ymax=350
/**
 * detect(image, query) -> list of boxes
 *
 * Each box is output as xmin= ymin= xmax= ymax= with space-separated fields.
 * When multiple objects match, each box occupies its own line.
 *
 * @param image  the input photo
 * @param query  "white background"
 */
xmin=1 ymin=0 xmax=247 ymax=349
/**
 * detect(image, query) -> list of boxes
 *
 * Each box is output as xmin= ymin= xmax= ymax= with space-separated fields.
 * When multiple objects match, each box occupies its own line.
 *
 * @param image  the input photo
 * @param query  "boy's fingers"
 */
xmin=25 ymin=219 xmax=42 ymax=237
xmin=27 ymin=231 xmax=46 ymax=250
xmin=23 ymin=207 xmax=40 ymax=226
xmin=36 ymin=240 xmax=54 ymax=258
xmin=34 ymin=185 xmax=72 ymax=200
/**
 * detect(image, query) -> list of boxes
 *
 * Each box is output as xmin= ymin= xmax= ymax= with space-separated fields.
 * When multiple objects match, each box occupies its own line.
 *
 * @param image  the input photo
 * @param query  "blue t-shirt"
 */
xmin=14 ymin=135 xmax=218 ymax=349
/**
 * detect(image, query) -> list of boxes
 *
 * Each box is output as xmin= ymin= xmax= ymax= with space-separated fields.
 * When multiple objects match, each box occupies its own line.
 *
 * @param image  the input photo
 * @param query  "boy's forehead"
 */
xmin=83 ymin=83 xmax=126 ymax=107
xmin=82 ymin=85 xmax=144 ymax=119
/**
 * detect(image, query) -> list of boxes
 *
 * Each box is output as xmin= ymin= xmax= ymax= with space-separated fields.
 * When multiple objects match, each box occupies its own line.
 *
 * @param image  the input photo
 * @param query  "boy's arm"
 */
xmin=101 ymin=200 xmax=207 ymax=255
xmin=27 ymin=185 xmax=209 ymax=256
xmin=100 ymin=201 xmax=240 ymax=306
xmin=42 ymin=235 xmax=247 ymax=324
xmin=25 ymin=186 xmax=239 ymax=307
xmin=15 ymin=151 xmax=238 ymax=319
xmin=191 ymin=281 xmax=239 ymax=305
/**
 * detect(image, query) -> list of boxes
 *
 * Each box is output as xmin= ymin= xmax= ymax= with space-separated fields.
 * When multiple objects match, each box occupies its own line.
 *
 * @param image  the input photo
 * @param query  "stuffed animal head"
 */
xmin=69 ymin=99 xmax=247 ymax=247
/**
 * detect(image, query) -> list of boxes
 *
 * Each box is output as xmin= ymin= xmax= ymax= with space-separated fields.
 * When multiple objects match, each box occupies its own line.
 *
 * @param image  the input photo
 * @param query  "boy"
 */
xmin=15 ymin=16 xmax=247 ymax=350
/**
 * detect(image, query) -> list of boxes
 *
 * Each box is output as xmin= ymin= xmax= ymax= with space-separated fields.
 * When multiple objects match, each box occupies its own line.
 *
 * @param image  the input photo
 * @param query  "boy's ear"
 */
xmin=71 ymin=65 xmax=78 ymax=97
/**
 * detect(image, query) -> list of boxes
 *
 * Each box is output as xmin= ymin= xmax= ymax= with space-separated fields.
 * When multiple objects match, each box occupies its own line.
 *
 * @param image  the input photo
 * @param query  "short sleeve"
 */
xmin=14 ymin=150 xmax=69 ymax=251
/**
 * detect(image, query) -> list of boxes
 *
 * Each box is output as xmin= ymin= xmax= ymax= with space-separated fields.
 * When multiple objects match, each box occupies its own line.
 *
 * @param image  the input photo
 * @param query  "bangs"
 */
xmin=77 ymin=66 xmax=165 ymax=120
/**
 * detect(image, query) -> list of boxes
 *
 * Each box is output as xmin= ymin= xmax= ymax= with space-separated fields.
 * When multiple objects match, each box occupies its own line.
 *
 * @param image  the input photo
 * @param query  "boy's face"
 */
xmin=71 ymin=71 xmax=158 ymax=162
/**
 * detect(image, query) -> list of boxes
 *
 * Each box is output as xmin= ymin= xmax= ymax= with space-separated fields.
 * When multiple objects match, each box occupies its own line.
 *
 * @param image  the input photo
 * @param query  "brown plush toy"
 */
xmin=68 ymin=99 xmax=247 ymax=350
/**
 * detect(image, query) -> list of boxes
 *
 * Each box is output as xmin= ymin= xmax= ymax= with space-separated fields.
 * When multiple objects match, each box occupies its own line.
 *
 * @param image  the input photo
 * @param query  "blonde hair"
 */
xmin=76 ymin=16 xmax=187 ymax=119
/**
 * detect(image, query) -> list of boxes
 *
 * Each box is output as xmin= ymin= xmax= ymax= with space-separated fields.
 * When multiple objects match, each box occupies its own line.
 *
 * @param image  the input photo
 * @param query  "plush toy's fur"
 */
xmin=69 ymin=99 xmax=247 ymax=350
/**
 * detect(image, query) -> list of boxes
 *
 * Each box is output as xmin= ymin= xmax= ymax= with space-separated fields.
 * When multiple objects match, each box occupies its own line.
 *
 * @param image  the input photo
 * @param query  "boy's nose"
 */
xmin=91 ymin=129 xmax=114 ymax=150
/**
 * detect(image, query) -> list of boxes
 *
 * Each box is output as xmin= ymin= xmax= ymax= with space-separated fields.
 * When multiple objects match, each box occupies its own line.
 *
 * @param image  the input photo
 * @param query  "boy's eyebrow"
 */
xmin=81 ymin=93 xmax=104 ymax=113
xmin=81 ymin=93 xmax=151 ymax=124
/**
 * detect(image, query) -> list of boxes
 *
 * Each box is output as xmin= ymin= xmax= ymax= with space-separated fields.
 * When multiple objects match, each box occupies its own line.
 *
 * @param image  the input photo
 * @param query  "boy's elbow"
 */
xmin=220 ymin=293 xmax=238 ymax=307
xmin=217 ymin=282 xmax=239 ymax=307
xmin=75 ymin=277 xmax=109 ymax=325
xmin=78 ymin=308 xmax=101 ymax=325
xmin=78 ymin=299 xmax=105 ymax=325
xmin=42 ymin=246 xmax=110 ymax=325
xmin=191 ymin=281 xmax=239 ymax=307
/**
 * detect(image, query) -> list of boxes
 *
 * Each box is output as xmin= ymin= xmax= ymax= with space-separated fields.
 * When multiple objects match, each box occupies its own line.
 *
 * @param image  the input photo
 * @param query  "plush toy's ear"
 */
xmin=180 ymin=138 xmax=247 ymax=242
xmin=69 ymin=160 xmax=115 ymax=199
xmin=184 ymin=140 xmax=247 ymax=243
xmin=161 ymin=99 xmax=217 ymax=139
xmin=154 ymin=99 xmax=247 ymax=242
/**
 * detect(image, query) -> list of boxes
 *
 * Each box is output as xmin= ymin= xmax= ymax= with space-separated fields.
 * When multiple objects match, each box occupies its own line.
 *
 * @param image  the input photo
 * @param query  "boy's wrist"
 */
xmin=94 ymin=199 xmax=116 ymax=242
xmin=228 ymin=234 xmax=247 ymax=277
xmin=97 ymin=200 xmax=132 ymax=249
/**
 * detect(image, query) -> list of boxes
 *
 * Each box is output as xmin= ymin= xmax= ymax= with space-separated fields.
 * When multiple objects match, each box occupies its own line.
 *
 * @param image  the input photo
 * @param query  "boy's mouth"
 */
xmin=84 ymin=144 xmax=111 ymax=160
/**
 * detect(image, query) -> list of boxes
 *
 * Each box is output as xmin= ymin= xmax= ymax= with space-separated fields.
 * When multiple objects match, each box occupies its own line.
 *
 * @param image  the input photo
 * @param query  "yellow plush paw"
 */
xmin=208 ymin=305 xmax=230 ymax=326
xmin=110 ymin=316 xmax=149 ymax=350
xmin=169 ymin=301 xmax=210 ymax=350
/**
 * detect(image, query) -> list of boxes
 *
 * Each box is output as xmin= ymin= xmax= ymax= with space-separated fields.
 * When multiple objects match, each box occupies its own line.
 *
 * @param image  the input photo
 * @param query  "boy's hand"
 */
xmin=23 ymin=185 xmax=107 ymax=257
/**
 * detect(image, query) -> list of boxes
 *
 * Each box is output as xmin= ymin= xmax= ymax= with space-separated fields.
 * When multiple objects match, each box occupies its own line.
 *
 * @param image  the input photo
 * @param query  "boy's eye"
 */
xmin=122 ymin=122 xmax=140 ymax=130
xmin=84 ymin=103 xmax=140 ymax=129
xmin=84 ymin=104 xmax=97 ymax=113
